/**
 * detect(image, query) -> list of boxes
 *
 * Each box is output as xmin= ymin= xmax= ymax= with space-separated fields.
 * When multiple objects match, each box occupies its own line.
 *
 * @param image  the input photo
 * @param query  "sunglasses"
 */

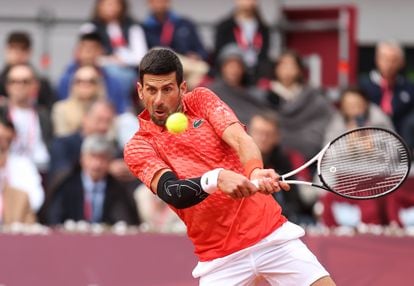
xmin=7 ymin=78 xmax=33 ymax=85
xmin=74 ymin=78 xmax=99 ymax=85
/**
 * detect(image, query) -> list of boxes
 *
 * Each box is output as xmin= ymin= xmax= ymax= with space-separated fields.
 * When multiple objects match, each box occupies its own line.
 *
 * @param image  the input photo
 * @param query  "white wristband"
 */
xmin=201 ymin=168 xmax=223 ymax=194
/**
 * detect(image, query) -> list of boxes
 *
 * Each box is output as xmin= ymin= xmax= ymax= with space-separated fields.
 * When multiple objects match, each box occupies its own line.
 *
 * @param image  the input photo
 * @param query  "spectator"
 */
xmin=0 ymin=31 xmax=56 ymax=110
xmin=3 ymin=64 xmax=52 ymax=175
xmin=57 ymin=32 xmax=127 ymax=114
xmin=385 ymin=184 xmax=414 ymax=228
xmin=48 ymin=99 xmax=136 ymax=192
xmin=45 ymin=134 xmax=140 ymax=225
xmin=208 ymin=44 xmax=264 ymax=125
xmin=0 ymin=107 xmax=44 ymax=215
xmin=80 ymin=0 xmax=148 ymax=105
xmin=52 ymin=65 xmax=106 ymax=137
xmin=360 ymin=40 xmax=414 ymax=134
xmin=48 ymin=99 xmax=115 ymax=180
xmin=262 ymin=50 xmax=334 ymax=161
xmin=143 ymin=1 xmax=209 ymax=89
xmin=143 ymin=0 xmax=208 ymax=60
xmin=323 ymin=86 xmax=394 ymax=145
xmin=319 ymin=87 xmax=394 ymax=228
xmin=248 ymin=111 xmax=314 ymax=224
xmin=214 ymin=0 xmax=270 ymax=83
xmin=320 ymin=194 xmax=386 ymax=228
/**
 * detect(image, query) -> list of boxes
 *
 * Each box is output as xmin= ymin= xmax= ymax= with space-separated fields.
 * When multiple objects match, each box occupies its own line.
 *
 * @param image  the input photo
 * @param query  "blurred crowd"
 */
xmin=0 ymin=0 xmax=414 ymax=234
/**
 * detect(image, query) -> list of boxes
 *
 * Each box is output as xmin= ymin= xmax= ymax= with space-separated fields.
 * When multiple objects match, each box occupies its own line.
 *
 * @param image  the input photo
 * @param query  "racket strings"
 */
xmin=320 ymin=129 xmax=410 ymax=199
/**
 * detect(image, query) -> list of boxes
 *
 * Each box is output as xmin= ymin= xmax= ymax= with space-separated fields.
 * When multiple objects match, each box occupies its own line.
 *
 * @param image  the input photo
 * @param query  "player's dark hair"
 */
xmin=6 ymin=31 xmax=31 ymax=50
xmin=139 ymin=48 xmax=183 ymax=86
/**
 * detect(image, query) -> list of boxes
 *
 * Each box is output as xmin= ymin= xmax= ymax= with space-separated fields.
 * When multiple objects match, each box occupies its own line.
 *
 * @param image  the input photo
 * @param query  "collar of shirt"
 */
xmin=81 ymin=172 xmax=106 ymax=197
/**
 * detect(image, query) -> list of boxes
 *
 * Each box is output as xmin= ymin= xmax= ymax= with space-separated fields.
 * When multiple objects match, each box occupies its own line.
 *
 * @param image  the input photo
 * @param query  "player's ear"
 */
xmin=137 ymin=82 xmax=143 ymax=100
xmin=179 ymin=80 xmax=187 ymax=95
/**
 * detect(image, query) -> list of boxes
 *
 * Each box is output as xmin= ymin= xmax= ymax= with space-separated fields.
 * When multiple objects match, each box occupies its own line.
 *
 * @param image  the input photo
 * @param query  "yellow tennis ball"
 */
xmin=166 ymin=112 xmax=188 ymax=134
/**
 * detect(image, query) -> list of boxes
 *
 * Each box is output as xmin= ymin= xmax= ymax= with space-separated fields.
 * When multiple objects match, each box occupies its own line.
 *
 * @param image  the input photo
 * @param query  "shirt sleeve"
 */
xmin=124 ymin=136 xmax=170 ymax=190
xmin=188 ymin=87 xmax=241 ymax=137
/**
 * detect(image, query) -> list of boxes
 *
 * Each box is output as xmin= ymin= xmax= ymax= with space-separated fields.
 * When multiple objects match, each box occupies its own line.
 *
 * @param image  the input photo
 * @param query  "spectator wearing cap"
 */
xmin=0 ymin=31 xmax=56 ymax=110
xmin=44 ymin=134 xmax=140 ymax=225
xmin=207 ymin=43 xmax=265 ymax=125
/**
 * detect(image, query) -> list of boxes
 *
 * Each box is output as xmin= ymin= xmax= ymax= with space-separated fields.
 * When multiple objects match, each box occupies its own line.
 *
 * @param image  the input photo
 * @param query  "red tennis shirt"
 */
xmin=124 ymin=87 xmax=286 ymax=261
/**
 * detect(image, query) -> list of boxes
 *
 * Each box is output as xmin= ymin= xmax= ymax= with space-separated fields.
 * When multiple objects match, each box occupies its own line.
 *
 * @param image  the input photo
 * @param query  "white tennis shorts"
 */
xmin=192 ymin=222 xmax=329 ymax=286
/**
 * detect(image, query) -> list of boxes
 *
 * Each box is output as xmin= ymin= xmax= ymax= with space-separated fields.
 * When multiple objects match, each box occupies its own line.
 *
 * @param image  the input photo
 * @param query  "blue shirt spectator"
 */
xmin=143 ymin=1 xmax=208 ymax=60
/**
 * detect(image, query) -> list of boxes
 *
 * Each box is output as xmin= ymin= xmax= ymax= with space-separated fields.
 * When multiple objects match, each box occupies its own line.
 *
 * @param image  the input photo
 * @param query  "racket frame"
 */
xmin=280 ymin=127 xmax=412 ymax=199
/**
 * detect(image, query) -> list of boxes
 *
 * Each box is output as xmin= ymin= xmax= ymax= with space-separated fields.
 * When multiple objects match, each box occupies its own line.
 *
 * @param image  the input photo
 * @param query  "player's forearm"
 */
xmin=156 ymin=170 xmax=222 ymax=209
xmin=227 ymin=131 xmax=264 ymax=178
xmin=222 ymin=123 xmax=263 ymax=177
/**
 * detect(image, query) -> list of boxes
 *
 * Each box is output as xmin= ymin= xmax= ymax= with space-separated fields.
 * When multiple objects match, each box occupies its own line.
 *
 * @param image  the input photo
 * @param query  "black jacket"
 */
xmin=45 ymin=168 xmax=140 ymax=226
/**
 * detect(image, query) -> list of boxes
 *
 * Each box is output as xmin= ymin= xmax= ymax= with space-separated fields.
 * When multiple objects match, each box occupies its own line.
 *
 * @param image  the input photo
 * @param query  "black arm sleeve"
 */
xmin=156 ymin=171 xmax=209 ymax=209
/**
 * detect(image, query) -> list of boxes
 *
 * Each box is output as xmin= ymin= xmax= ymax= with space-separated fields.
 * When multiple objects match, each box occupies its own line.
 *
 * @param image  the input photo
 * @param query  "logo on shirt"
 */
xmin=193 ymin=119 xmax=204 ymax=128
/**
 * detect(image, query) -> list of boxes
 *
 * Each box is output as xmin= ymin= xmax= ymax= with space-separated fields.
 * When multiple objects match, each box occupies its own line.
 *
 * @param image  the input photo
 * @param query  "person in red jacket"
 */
xmin=124 ymin=48 xmax=335 ymax=286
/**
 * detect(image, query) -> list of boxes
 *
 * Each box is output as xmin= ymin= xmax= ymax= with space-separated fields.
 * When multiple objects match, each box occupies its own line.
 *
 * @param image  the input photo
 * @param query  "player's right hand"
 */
xmin=217 ymin=169 xmax=258 ymax=199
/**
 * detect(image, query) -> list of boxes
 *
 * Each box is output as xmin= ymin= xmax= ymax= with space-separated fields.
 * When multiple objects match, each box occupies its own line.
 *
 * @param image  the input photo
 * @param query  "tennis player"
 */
xmin=124 ymin=48 xmax=335 ymax=286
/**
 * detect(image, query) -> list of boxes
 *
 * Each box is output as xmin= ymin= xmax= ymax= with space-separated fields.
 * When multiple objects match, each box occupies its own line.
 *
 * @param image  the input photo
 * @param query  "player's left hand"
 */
xmin=250 ymin=168 xmax=290 ymax=195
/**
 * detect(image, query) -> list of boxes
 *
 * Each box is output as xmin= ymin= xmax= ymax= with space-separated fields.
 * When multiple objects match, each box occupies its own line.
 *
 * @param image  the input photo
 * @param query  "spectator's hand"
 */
xmin=250 ymin=168 xmax=290 ymax=195
xmin=217 ymin=169 xmax=257 ymax=199
xmin=109 ymin=159 xmax=134 ymax=182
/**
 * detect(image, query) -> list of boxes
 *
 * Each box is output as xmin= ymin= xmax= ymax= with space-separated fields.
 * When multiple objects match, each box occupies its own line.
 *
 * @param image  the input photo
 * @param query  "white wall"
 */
xmin=0 ymin=0 xmax=413 ymax=84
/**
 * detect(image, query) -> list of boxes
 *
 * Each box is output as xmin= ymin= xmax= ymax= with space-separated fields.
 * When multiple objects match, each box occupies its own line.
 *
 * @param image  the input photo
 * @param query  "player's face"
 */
xmin=138 ymin=72 xmax=187 ymax=126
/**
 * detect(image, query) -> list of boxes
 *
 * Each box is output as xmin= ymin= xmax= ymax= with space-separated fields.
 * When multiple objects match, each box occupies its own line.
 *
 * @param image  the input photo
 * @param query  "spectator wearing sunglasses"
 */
xmin=3 ymin=64 xmax=53 ymax=178
xmin=0 ymin=31 xmax=56 ymax=110
xmin=51 ymin=65 xmax=107 ymax=137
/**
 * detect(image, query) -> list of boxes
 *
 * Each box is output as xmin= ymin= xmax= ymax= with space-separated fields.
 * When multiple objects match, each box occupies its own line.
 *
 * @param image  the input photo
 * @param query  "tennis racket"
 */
xmin=254 ymin=127 xmax=411 ymax=199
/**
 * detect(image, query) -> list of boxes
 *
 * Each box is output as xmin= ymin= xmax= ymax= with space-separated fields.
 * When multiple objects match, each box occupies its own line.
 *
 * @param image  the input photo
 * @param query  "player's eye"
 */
xmin=147 ymin=87 xmax=157 ymax=94
xmin=163 ymin=86 xmax=173 ymax=93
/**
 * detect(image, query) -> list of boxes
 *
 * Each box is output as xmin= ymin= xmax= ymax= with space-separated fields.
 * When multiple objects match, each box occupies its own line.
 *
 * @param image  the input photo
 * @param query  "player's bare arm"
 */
xmin=221 ymin=122 xmax=290 ymax=194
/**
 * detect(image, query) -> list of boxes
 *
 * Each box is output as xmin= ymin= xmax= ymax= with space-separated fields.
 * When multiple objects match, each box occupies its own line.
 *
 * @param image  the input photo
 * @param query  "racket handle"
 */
xmin=252 ymin=179 xmax=313 ymax=187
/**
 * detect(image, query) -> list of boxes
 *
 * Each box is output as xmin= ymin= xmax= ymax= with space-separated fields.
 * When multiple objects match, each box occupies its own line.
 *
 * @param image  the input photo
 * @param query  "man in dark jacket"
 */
xmin=359 ymin=40 xmax=414 ymax=134
xmin=45 ymin=134 xmax=140 ymax=225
